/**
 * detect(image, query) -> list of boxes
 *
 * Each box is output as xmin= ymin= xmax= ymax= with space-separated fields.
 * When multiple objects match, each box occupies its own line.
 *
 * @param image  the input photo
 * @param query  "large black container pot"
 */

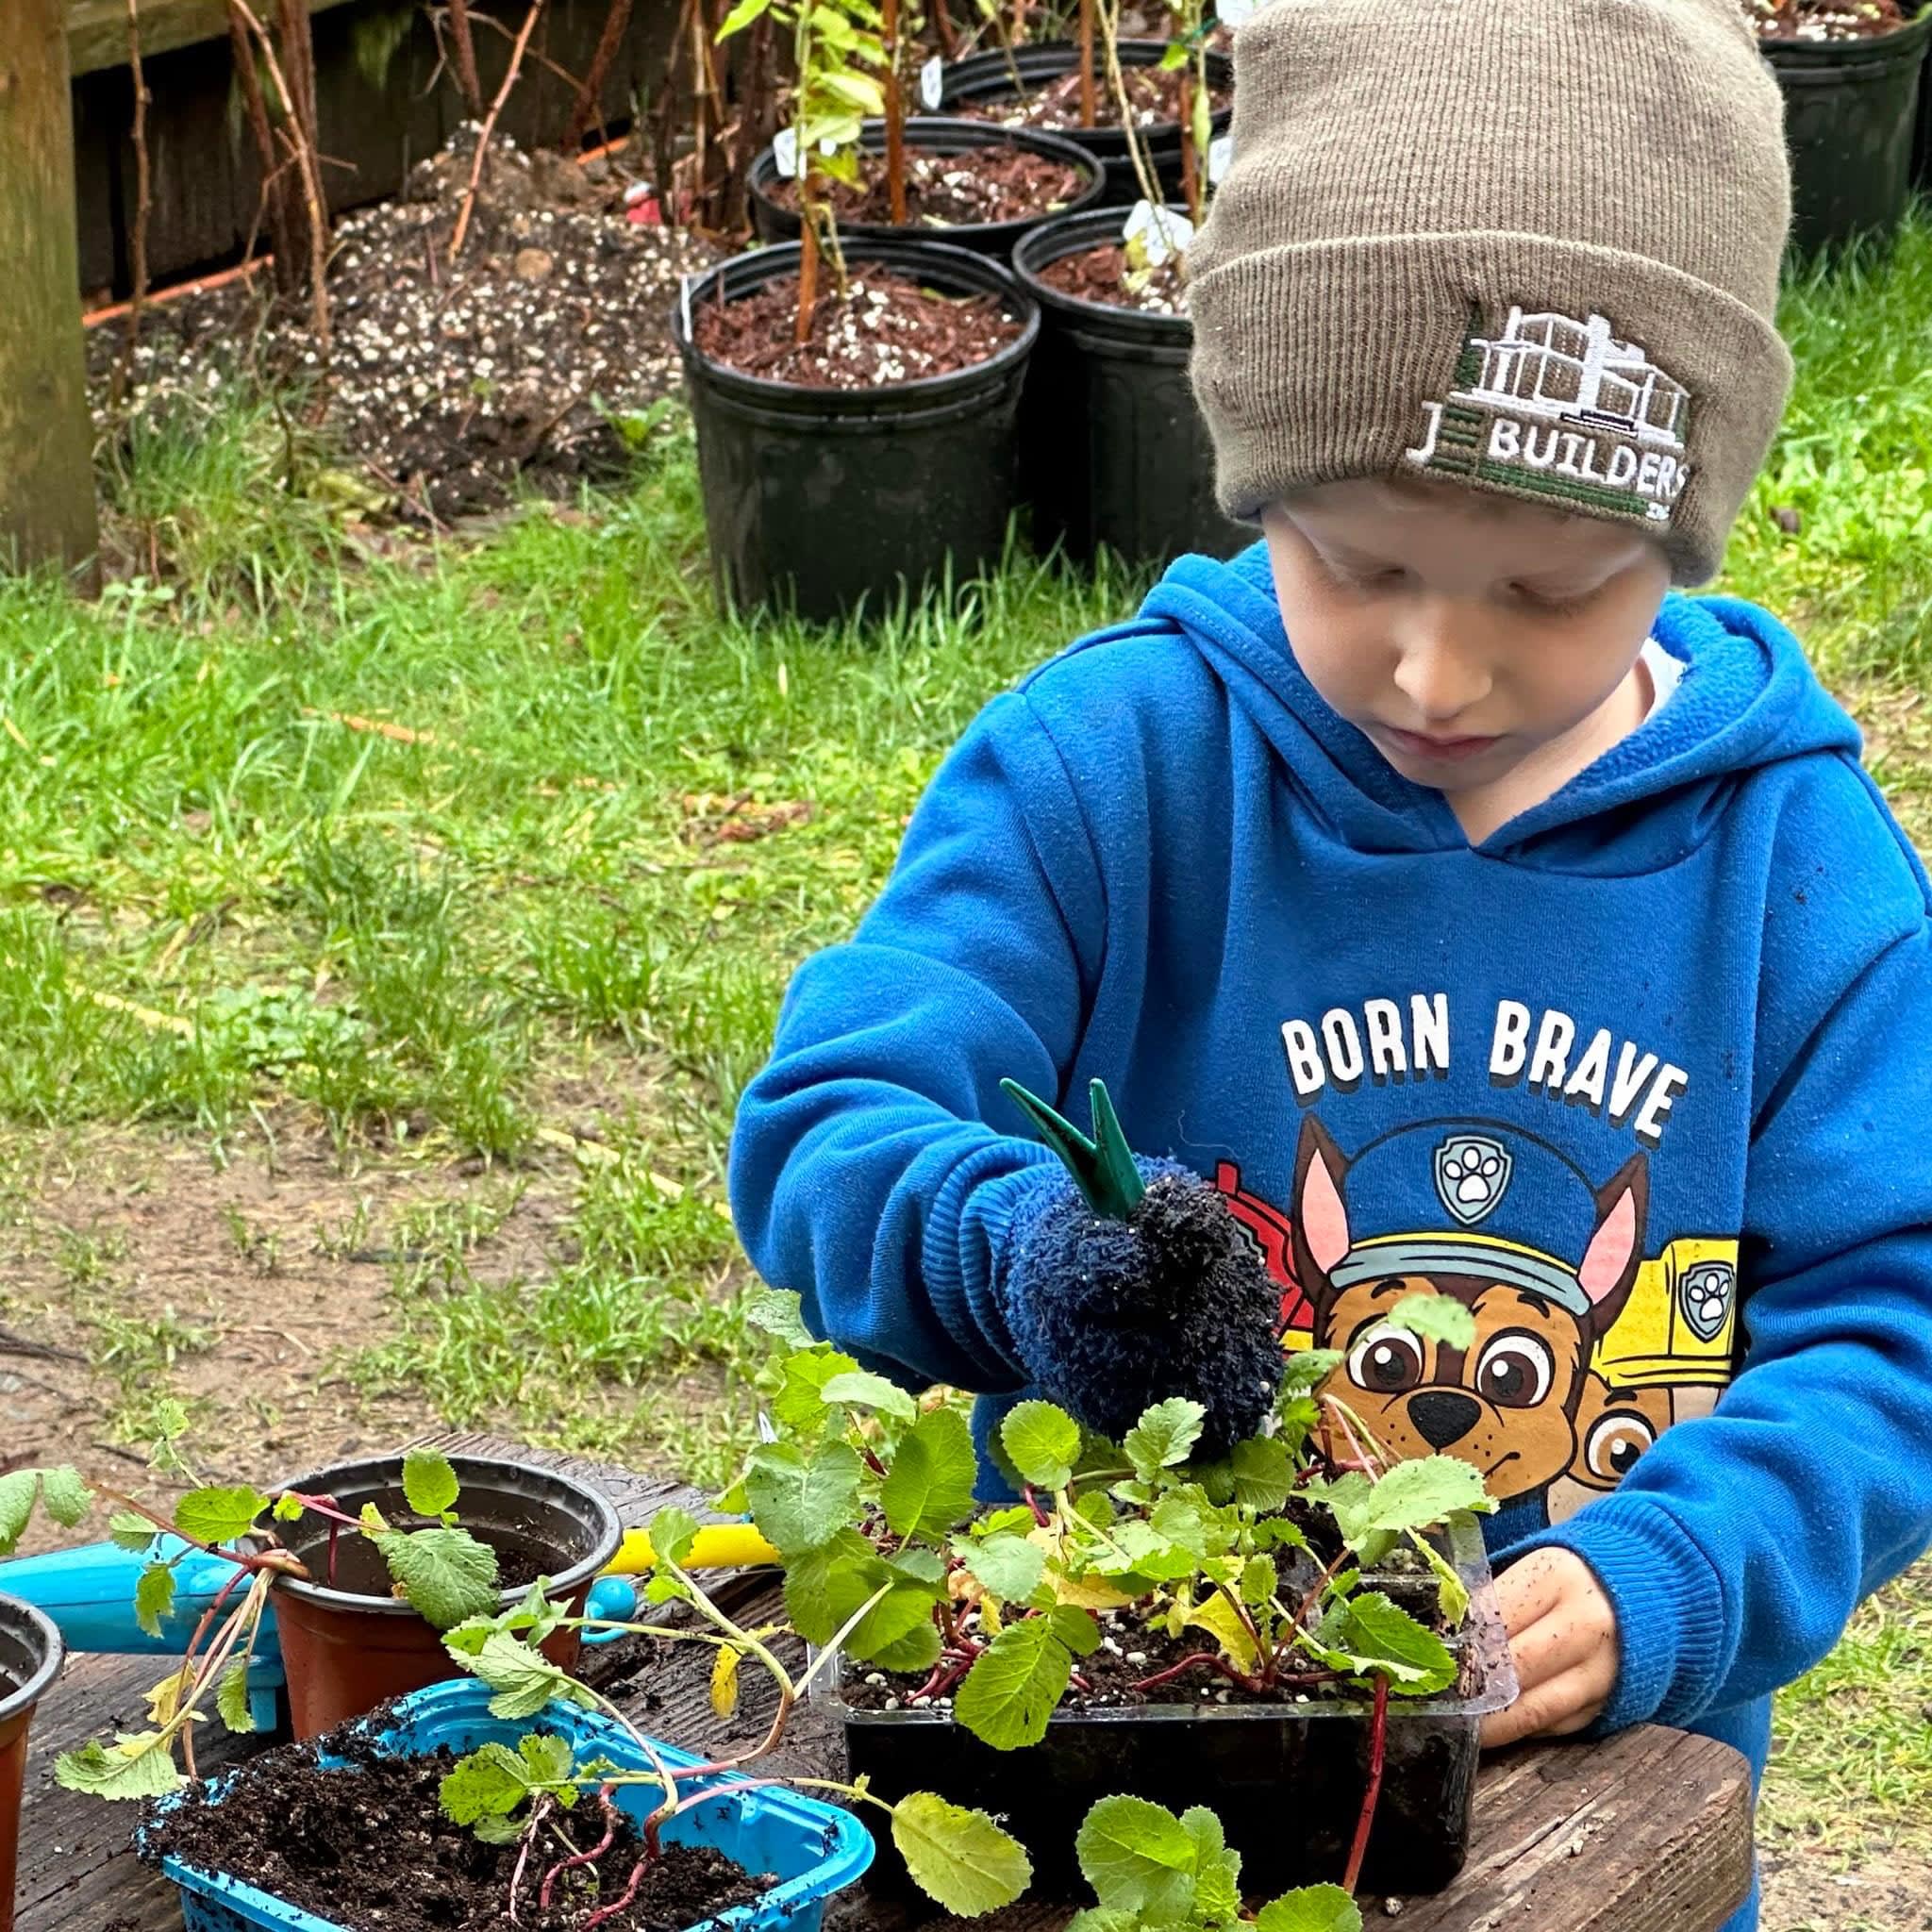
xmin=937 ymin=42 xmax=1233 ymax=206
xmin=750 ymin=119 xmax=1106 ymax=258
xmin=1012 ymin=205 xmax=1248 ymax=568
xmin=822 ymin=1517 xmax=1517 ymax=1904
xmin=674 ymin=239 xmax=1040 ymax=622
xmin=1760 ymin=9 xmax=1932 ymax=256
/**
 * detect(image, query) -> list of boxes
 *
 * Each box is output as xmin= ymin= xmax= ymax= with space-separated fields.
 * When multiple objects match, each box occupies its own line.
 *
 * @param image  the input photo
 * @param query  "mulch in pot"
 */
xmin=1747 ymin=0 xmax=1912 ymax=38
xmin=142 ymin=1710 xmax=769 ymax=1932
xmin=957 ymin=63 xmax=1232 ymax=132
xmin=764 ymin=144 xmax=1087 ymax=226
xmin=1038 ymin=241 xmax=1189 ymax=316
xmin=692 ymin=271 xmax=1022 ymax=388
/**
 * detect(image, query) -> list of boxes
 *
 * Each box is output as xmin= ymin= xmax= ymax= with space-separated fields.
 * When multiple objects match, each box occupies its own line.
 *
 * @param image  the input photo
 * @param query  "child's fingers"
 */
xmin=1480 ymin=1659 xmax=1608 ymax=1748
xmin=1492 ymin=1548 xmax=1573 ymax=1636
xmin=1497 ymin=1591 xmax=1607 ymax=1696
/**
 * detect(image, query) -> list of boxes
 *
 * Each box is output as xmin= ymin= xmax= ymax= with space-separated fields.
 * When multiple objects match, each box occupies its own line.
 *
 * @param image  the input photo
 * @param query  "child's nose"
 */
xmin=1391 ymin=611 xmax=1492 ymax=723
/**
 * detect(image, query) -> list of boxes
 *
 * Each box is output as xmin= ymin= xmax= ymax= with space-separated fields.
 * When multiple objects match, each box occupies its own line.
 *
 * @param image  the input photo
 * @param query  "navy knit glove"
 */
xmin=993 ymin=1082 xmax=1285 ymax=1454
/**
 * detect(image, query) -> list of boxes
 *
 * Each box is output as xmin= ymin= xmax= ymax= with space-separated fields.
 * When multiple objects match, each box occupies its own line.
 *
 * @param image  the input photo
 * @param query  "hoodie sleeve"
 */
xmin=1514 ymin=907 xmax=1932 ymax=1732
xmin=727 ymin=690 xmax=1107 ymax=1391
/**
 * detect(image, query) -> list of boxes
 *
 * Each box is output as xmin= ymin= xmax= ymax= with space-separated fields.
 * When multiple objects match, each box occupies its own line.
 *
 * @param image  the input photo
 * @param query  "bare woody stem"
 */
xmin=445 ymin=0 xmax=486 ymax=116
xmin=884 ymin=0 xmax=907 ymax=225
xmin=1077 ymin=0 xmax=1096 ymax=126
xmin=450 ymin=0 xmax=547 ymax=263
xmin=1342 ymin=1673 xmax=1391 ymax=1894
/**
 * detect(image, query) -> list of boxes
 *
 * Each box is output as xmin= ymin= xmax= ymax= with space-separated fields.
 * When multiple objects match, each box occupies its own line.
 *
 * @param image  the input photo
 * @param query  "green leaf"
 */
xmin=771 ymin=1346 xmax=862 ymax=1434
xmin=1124 ymin=1398 xmax=1206 ymax=1482
xmin=1385 ymin=1294 xmax=1478 ymax=1349
xmin=216 ymin=1659 xmax=257 ymax=1734
xmin=175 ymin=1485 xmax=272 ymax=1545
xmin=1341 ymin=1456 xmax=1494 ymax=1547
xmin=1148 ymin=1489 xmax=1236 ymax=1562
xmin=376 ymin=1525 xmax=500 ymax=1630
xmin=134 ymin=1562 xmax=176 ymax=1639
xmin=1230 ymin=1437 xmax=1292 ymax=1513
xmin=889 ymin=1547 xmax=947 ymax=1585
xmin=1074 ymin=1794 xmax=1198 ymax=1921
xmin=38 ymin=1466 xmax=92 ymax=1527
xmin=743 ymin=1288 xmax=813 ymax=1347
xmin=960 ymin=1533 xmax=1044 ymax=1603
xmin=1281 ymin=1349 xmax=1343 ymax=1393
xmin=715 ymin=0 xmax=774 ymax=39
xmin=955 ymin=1617 xmax=1072 ymax=1749
xmin=744 ymin=1441 xmax=863 ymax=1557
xmin=108 ymin=1511 xmax=158 ymax=1553
xmin=880 ymin=1406 xmax=976 ymax=1538
xmin=891 ymin=1792 xmax=1033 ymax=1916
xmin=0 ymin=1470 xmax=85 ymax=1558
xmin=1050 ymin=1605 xmax=1100 ymax=1657
xmin=1411 ymin=1531 xmax=1471 ymax=1626
xmin=1158 ymin=38 xmax=1189 ymax=69
xmin=782 ymin=1530 xmax=875 ymax=1644
xmin=519 ymin=1732 xmax=575 ymax=1786
xmin=1336 ymin=1591 xmax=1457 ymax=1695
xmin=271 ymin=1492 xmax=305 ymax=1524
xmin=1001 ymin=1402 xmax=1081 ymax=1491
xmin=1255 ymin=1887 xmax=1363 ymax=1932
xmin=822 ymin=1370 xmax=918 ymax=1423
xmin=440 ymin=1740 xmax=536 ymax=1824
xmin=54 ymin=1734 xmax=182 ymax=1800
xmin=649 ymin=1505 xmax=701 ymax=1570
xmin=1182 ymin=1807 xmax=1241 ymax=1925
xmin=402 ymin=1448 xmax=461 ymax=1519
xmin=453 ymin=1629 xmax=597 ymax=1720
xmin=1241 ymin=1553 xmax=1278 ymax=1607
xmin=821 ymin=70 xmax=887 ymax=112
xmin=474 ymin=1812 xmax=527 ymax=1844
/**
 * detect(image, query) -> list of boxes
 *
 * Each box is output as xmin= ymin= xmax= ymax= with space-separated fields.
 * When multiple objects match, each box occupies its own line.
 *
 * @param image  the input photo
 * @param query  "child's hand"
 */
xmin=1479 ymin=1548 xmax=1619 ymax=1749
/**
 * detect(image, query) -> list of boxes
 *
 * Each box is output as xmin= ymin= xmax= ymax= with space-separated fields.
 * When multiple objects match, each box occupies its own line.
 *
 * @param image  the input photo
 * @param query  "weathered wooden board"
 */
xmin=12 ymin=1438 xmax=1756 ymax=1932
xmin=67 ymin=0 xmax=362 ymax=79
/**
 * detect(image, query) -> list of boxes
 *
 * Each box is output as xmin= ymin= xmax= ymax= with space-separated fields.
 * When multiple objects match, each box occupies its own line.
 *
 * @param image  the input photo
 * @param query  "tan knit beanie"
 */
xmin=1188 ymin=0 xmax=1793 ymax=584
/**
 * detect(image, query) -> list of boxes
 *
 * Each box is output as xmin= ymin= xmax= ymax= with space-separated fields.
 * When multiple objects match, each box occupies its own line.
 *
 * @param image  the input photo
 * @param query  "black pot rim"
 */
xmin=1011 ymin=203 xmax=1192 ymax=336
xmin=267 ymin=1453 xmax=624 ymax=1618
xmin=1757 ymin=5 xmax=1932 ymax=69
xmin=0 ymin=1591 xmax=64 ymax=1725
xmin=749 ymin=117 xmax=1107 ymax=244
xmin=940 ymin=38 xmax=1234 ymax=130
xmin=674 ymin=237 xmax=1041 ymax=407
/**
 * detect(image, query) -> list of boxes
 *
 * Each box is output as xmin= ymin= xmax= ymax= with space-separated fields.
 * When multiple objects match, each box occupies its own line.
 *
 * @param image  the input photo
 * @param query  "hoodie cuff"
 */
xmin=1504 ymin=1496 xmax=1730 ymax=1733
xmin=924 ymin=1144 xmax=1060 ymax=1386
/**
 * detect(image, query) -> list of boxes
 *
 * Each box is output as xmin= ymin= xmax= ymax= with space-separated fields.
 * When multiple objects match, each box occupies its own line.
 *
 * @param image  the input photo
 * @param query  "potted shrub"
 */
xmin=0 ymin=1591 xmax=65 ymax=1932
xmin=684 ymin=0 xmax=1042 ymax=621
xmin=1749 ymin=0 xmax=1932 ymax=256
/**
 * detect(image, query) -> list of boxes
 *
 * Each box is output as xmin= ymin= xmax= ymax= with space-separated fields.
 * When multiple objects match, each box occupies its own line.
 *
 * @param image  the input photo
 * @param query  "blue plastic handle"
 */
xmin=580 ymin=1574 xmax=638 ymax=1641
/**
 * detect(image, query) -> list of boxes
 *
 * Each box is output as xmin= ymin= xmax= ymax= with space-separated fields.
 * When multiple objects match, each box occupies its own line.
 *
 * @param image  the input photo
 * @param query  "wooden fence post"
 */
xmin=0 ymin=0 xmax=100 ymax=582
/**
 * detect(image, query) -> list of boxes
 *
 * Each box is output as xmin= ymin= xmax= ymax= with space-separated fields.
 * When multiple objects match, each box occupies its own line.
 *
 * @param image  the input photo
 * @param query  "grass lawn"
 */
xmin=5 ymin=215 xmax=1932 ymax=1924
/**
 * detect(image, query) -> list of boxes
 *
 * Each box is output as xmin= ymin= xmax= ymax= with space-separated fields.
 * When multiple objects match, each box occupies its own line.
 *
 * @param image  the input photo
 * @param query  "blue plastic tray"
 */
xmin=148 ymin=1679 xmax=874 ymax=1932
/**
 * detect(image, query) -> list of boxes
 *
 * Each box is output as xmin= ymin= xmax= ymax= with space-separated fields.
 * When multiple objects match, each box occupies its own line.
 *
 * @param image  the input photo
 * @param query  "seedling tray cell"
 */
xmin=147 ymin=1680 xmax=874 ymax=1932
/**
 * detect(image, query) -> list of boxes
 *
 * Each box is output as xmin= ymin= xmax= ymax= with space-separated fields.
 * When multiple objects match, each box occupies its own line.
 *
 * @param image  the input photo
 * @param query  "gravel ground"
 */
xmin=88 ymin=128 xmax=718 ymax=523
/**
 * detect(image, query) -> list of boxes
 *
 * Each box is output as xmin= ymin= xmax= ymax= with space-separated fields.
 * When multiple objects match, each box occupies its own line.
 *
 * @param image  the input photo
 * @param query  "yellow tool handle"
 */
xmin=607 ymin=1522 xmax=781 ymax=1576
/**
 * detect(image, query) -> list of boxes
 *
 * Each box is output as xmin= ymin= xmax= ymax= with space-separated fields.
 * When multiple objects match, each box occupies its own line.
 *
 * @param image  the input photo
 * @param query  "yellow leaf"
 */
xmin=979 ymin=1596 xmax=1002 ymax=1636
xmin=1187 ymin=1592 xmax=1259 ymax=1674
xmin=710 ymin=1646 xmax=741 ymax=1719
xmin=142 ymin=1669 xmax=206 ymax=1728
xmin=1045 ymin=1571 xmax=1137 ymax=1612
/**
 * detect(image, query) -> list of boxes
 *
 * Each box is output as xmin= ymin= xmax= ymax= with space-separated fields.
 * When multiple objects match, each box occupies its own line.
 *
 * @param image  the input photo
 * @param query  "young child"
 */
xmin=728 ymin=4 xmax=1932 ymax=1925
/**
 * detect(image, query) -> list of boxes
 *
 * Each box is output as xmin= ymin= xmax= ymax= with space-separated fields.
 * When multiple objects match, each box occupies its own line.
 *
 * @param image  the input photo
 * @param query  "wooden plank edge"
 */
xmin=67 ymin=0 xmax=361 ymax=78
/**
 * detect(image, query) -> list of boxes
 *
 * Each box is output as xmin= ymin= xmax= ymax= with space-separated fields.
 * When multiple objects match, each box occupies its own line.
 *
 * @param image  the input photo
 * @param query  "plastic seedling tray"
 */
xmin=145 ymin=1680 xmax=874 ymax=1932
xmin=818 ymin=1515 xmax=1516 ymax=1904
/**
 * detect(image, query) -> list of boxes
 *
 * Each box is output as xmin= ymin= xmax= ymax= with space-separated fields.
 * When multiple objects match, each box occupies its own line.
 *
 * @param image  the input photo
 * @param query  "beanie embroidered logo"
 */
xmin=1403 ymin=303 xmax=1694 ymax=525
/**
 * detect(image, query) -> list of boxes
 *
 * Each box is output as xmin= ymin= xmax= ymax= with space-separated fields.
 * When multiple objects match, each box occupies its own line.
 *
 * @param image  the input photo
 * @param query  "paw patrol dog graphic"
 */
xmin=1228 ymin=1115 xmax=1745 ymax=1524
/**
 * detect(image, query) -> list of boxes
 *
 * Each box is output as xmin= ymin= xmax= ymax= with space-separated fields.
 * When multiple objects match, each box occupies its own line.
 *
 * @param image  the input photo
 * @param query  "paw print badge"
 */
xmin=1434 ymin=1134 xmax=1511 ymax=1226
xmin=1679 ymin=1258 xmax=1735 ymax=1343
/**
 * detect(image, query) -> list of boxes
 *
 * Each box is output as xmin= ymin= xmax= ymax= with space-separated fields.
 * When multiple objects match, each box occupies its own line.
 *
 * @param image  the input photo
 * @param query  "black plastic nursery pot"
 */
xmin=1760 ymin=8 xmax=1932 ymax=256
xmin=0 ymin=1595 xmax=62 ymax=1932
xmin=749 ymin=119 xmax=1107 ymax=258
xmin=937 ymin=42 xmax=1234 ymax=206
xmin=673 ymin=238 xmax=1040 ymax=623
xmin=269 ymin=1455 xmax=623 ymax=1740
xmin=1012 ymin=205 xmax=1250 ymax=567
xmin=821 ymin=1519 xmax=1517 ymax=1905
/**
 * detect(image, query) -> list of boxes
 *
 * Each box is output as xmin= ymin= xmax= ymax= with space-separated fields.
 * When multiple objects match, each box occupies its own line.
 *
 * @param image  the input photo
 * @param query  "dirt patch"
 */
xmin=142 ymin=1714 xmax=769 ymax=1932
xmin=1761 ymin=1844 xmax=1932 ymax=1930
xmin=954 ymin=61 xmax=1231 ymax=132
xmin=1038 ymin=241 xmax=1188 ymax=316
xmin=87 ymin=130 xmax=716 ymax=525
xmin=763 ymin=143 xmax=1088 ymax=228
xmin=691 ymin=270 xmax=1022 ymax=388
xmin=1748 ymin=0 xmax=1912 ymax=40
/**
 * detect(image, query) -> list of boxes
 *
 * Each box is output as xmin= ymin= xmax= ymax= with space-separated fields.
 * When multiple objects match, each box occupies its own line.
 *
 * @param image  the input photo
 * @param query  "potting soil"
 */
xmin=1036 ymin=241 xmax=1189 ymax=315
xmin=1747 ymin=0 xmax=1911 ymax=38
xmin=691 ymin=272 xmax=1023 ymax=388
xmin=953 ymin=63 xmax=1231 ymax=133
xmin=142 ymin=1717 xmax=770 ymax=1932
xmin=763 ymin=144 xmax=1088 ymax=227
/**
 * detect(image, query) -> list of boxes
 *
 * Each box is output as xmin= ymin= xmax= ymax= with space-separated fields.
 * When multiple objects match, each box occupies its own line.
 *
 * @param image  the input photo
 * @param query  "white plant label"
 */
xmin=921 ymin=56 xmax=945 ymax=110
xmin=1216 ymin=0 xmax=1258 ymax=25
xmin=1208 ymin=133 xmax=1233 ymax=185
xmin=773 ymin=125 xmax=799 ymax=175
xmin=1124 ymin=199 xmax=1195 ymax=269
xmin=680 ymin=273 xmax=694 ymax=341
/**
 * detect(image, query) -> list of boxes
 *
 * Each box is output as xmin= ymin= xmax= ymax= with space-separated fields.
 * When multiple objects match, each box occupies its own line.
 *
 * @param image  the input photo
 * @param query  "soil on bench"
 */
xmin=763 ymin=143 xmax=1087 ymax=227
xmin=143 ymin=1709 xmax=770 ymax=1932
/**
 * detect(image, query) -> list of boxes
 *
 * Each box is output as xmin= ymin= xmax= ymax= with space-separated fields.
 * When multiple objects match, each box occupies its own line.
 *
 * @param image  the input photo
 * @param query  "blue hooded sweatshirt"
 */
xmin=730 ymin=545 xmax=1932 ymax=1932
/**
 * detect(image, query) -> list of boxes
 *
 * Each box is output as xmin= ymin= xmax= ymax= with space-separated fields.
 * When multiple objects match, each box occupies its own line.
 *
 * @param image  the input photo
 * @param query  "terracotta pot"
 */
xmin=268 ymin=1455 xmax=623 ymax=1739
xmin=0 ymin=1594 xmax=63 ymax=1932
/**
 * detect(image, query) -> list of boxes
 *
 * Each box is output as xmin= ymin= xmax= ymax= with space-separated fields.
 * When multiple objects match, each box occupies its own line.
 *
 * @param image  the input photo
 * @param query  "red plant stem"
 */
xmin=326 ymin=1520 xmax=341 ymax=1585
xmin=1132 ymin=1649 xmax=1266 ymax=1695
xmin=930 ymin=0 xmax=956 ymax=58
xmin=1342 ymin=1674 xmax=1391 ymax=1894
xmin=1022 ymin=1486 xmax=1052 ymax=1526
xmin=541 ymin=1786 xmax=621 ymax=1909
xmin=884 ymin=0 xmax=906 ymax=224
xmin=1288 ymin=1544 xmax=1356 ymax=1648
xmin=1176 ymin=62 xmax=1198 ymax=221
xmin=796 ymin=207 xmax=820 ymax=347
xmin=1324 ymin=1395 xmax=1384 ymax=1481
xmin=581 ymin=1846 xmax=651 ymax=1932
